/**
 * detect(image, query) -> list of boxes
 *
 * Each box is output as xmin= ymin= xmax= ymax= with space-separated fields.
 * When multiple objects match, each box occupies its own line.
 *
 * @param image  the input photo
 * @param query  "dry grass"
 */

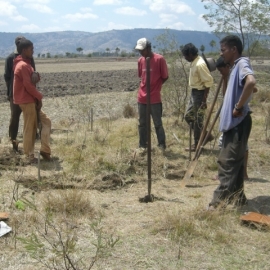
xmin=1 ymin=60 xmax=270 ymax=269
xmin=44 ymin=189 xmax=95 ymax=216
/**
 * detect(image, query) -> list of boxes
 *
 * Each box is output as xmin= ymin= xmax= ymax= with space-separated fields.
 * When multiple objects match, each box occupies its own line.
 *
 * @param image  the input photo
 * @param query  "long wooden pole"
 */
xmin=194 ymin=77 xmax=223 ymax=160
xmin=181 ymin=78 xmax=224 ymax=187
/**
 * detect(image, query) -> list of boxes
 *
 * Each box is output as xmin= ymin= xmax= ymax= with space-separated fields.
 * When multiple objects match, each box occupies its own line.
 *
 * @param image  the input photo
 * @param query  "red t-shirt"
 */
xmin=137 ymin=53 xmax=168 ymax=104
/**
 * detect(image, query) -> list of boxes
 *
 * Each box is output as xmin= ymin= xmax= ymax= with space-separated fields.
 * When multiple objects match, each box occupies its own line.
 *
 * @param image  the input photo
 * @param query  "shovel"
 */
xmin=181 ymin=78 xmax=223 ymax=187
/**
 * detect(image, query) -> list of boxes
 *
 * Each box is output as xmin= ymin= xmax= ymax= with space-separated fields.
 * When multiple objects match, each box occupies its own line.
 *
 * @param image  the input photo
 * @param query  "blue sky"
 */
xmin=0 ymin=0 xmax=211 ymax=33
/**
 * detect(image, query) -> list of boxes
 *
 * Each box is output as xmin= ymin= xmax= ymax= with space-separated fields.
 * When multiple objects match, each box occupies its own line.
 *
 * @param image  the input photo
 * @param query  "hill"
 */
xmin=0 ymin=28 xmax=219 ymax=57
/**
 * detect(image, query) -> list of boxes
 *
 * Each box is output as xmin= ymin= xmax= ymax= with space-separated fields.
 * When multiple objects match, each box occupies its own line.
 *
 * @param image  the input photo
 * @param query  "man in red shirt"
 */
xmin=13 ymin=39 xmax=51 ymax=163
xmin=135 ymin=38 xmax=169 ymax=151
xmin=4 ymin=36 xmax=36 ymax=151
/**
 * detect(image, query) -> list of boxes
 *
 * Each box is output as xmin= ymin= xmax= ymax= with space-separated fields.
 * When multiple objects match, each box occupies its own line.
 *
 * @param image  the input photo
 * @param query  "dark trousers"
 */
xmin=9 ymin=97 xmax=22 ymax=141
xmin=210 ymin=113 xmax=252 ymax=206
xmin=138 ymin=103 xmax=166 ymax=148
xmin=184 ymin=89 xmax=206 ymax=145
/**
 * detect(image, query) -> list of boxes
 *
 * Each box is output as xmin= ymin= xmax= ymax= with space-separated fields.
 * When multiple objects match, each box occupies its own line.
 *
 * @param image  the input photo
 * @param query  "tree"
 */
xmin=200 ymin=45 xmax=205 ymax=53
xmin=66 ymin=52 xmax=71 ymax=57
xmin=120 ymin=50 xmax=127 ymax=57
xmin=209 ymin=40 xmax=216 ymax=52
xmin=155 ymin=29 xmax=189 ymax=118
xmin=106 ymin=48 xmax=110 ymax=56
xmin=202 ymin=0 xmax=270 ymax=57
xmin=76 ymin=47 xmax=83 ymax=54
xmin=115 ymin=47 xmax=120 ymax=56
xmin=46 ymin=52 xmax=51 ymax=58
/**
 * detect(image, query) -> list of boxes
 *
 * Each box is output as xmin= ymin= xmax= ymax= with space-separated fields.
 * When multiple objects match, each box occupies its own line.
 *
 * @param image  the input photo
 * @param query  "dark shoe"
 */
xmin=11 ymin=140 xmax=19 ymax=152
xmin=30 ymin=157 xmax=38 ymax=164
xmin=158 ymin=144 xmax=166 ymax=150
xmin=185 ymin=144 xmax=197 ymax=152
xmin=203 ymin=133 xmax=214 ymax=146
xmin=40 ymin=151 xmax=51 ymax=161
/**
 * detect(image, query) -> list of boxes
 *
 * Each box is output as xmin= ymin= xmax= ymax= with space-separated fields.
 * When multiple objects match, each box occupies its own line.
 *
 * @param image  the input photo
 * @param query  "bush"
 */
xmin=123 ymin=104 xmax=136 ymax=118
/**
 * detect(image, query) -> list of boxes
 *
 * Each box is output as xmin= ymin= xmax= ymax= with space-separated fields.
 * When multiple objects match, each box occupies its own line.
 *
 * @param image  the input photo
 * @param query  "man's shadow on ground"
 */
xmin=246 ymin=178 xmax=269 ymax=183
xmin=242 ymin=195 xmax=270 ymax=215
xmin=37 ymin=156 xmax=63 ymax=171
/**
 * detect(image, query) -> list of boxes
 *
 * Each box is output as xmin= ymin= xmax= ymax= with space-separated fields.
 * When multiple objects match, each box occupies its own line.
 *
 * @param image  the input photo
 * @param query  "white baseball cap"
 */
xmin=135 ymin=38 xmax=148 ymax=50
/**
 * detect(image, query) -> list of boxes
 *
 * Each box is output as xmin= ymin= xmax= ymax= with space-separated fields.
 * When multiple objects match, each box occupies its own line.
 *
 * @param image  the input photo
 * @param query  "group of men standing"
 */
xmin=3 ymin=34 xmax=255 ymax=210
xmin=135 ymin=35 xmax=255 ymax=210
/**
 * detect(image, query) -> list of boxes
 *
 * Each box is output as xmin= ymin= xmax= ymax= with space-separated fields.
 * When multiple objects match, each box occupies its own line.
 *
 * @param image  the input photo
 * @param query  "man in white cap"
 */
xmin=135 ymin=37 xmax=168 ymax=152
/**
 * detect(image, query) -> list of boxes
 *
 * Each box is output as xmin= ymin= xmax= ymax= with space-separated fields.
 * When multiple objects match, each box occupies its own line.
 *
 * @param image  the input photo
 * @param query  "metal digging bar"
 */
xmin=181 ymin=77 xmax=223 ymax=187
xmin=139 ymin=57 xmax=154 ymax=202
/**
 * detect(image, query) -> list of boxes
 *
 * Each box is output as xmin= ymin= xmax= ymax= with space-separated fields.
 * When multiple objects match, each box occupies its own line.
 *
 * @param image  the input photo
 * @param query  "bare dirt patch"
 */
xmin=0 ymin=59 xmax=138 ymax=103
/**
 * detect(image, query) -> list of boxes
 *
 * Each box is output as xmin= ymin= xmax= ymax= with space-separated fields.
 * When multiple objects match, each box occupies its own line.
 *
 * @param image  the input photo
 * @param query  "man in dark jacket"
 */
xmin=4 ymin=36 xmax=36 ymax=151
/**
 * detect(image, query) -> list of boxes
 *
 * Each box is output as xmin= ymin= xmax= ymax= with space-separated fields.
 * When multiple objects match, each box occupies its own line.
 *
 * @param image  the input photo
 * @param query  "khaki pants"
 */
xmin=19 ymin=103 xmax=51 ymax=157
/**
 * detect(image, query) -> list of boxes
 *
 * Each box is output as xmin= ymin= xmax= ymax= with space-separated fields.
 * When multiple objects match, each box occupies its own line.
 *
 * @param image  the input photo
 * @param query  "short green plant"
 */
xmin=17 ymin=200 xmax=119 ymax=270
xmin=15 ymin=200 xmax=26 ymax=211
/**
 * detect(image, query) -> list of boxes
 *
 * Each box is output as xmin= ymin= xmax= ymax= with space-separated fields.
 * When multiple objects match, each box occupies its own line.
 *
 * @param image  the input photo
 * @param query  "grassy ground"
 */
xmin=0 ymin=59 xmax=270 ymax=269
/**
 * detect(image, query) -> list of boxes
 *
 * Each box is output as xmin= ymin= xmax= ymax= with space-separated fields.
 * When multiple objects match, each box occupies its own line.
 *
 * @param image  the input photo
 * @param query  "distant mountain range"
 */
xmin=0 ymin=28 xmax=220 ymax=58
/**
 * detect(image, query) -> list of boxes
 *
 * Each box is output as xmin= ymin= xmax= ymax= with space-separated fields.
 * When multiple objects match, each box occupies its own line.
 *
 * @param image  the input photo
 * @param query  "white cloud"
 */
xmin=20 ymin=23 xmax=40 ymax=31
xmin=14 ymin=15 xmax=28 ymax=21
xmin=63 ymin=12 xmax=98 ymax=21
xmin=0 ymin=1 xmax=28 ymax=21
xmin=159 ymin=13 xmax=177 ymax=23
xmin=197 ymin=13 xmax=211 ymax=31
xmin=44 ymin=26 xmax=63 ymax=32
xmin=115 ymin=7 xmax=147 ymax=16
xmin=0 ymin=1 xmax=18 ymax=16
xmin=25 ymin=0 xmax=51 ymax=3
xmin=93 ymin=0 xmax=122 ymax=5
xmin=0 ymin=20 xmax=7 ymax=25
xmin=168 ymin=21 xmax=185 ymax=30
xmin=80 ymin=7 xmax=93 ymax=13
xmin=104 ymin=21 xmax=132 ymax=30
xmin=23 ymin=3 xmax=53 ymax=14
xmin=143 ymin=0 xmax=195 ymax=15
xmin=198 ymin=13 xmax=207 ymax=23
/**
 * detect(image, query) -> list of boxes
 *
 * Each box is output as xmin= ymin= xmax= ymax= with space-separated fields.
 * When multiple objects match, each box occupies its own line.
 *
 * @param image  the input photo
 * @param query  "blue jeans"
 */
xmin=138 ymin=103 xmax=166 ymax=148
